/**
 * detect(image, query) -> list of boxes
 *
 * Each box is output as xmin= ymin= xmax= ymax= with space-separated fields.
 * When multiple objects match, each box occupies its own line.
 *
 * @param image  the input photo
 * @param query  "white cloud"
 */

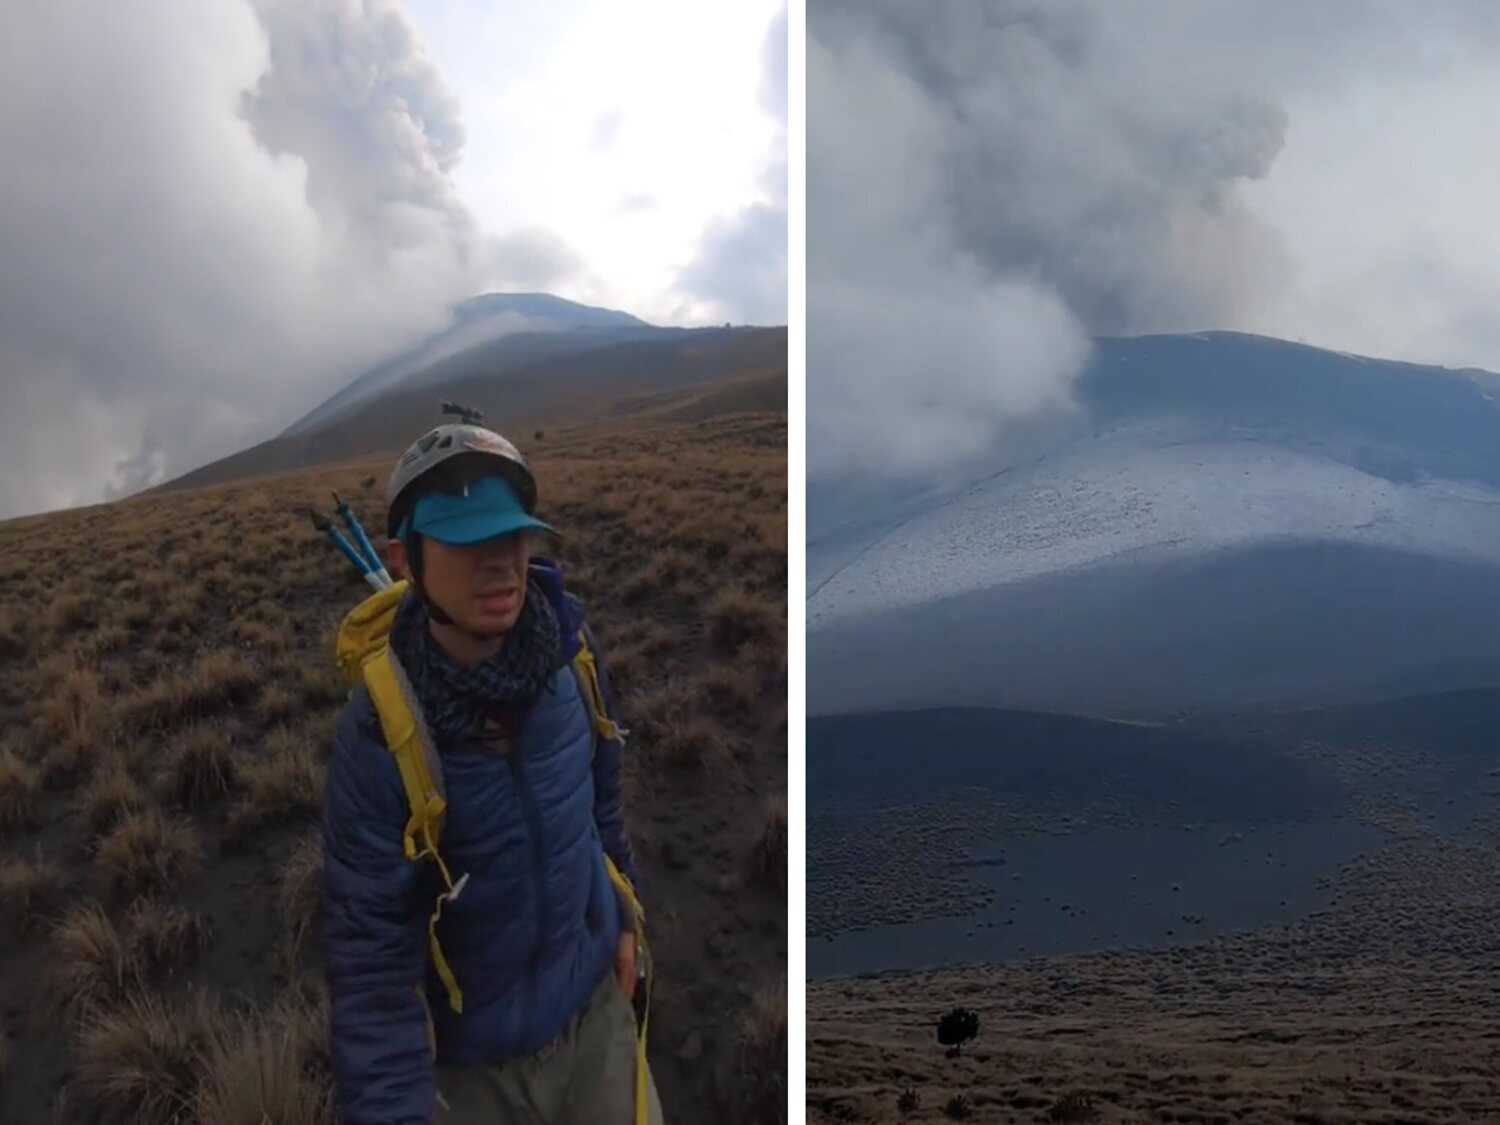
xmin=1238 ymin=52 xmax=1500 ymax=372
xmin=0 ymin=0 xmax=486 ymax=518
xmin=0 ymin=0 xmax=783 ymax=518
xmin=670 ymin=4 xmax=788 ymax=326
xmin=402 ymin=0 xmax=786 ymax=326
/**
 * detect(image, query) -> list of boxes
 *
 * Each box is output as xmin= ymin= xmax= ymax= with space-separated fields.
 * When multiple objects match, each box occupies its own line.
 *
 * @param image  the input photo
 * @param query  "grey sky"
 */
xmin=0 ymin=0 xmax=783 ymax=520
xmin=677 ymin=4 xmax=788 ymax=327
xmin=809 ymin=0 xmax=1500 ymax=479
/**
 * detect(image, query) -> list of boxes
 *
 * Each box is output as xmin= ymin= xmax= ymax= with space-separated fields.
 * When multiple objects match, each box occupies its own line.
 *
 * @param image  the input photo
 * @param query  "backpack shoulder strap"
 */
xmin=357 ymin=634 xmax=467 ymax=1017
xmin=559 ymin=615 xmax=639 ymax=913
xmin=569 ymin=622 xmax=629 ymax=746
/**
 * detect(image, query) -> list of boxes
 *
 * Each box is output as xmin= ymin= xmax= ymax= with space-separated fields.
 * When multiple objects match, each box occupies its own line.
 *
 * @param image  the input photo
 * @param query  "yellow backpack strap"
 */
xmin=573 ymin=629 xmax=643 ymax=940
xmin=606 ymin=853 xmax=651 ymax=1125
xmin=570 ymin=630 xmax=628 ymax=745
xmin=362 ymin=645 xmax=467 ymax=1016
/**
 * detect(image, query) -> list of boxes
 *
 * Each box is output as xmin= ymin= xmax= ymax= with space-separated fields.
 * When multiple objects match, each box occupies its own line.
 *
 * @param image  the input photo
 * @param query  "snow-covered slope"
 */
xmin=808 ymin=332 xmax=1500 ymax=715
xmin=810 ymin=417 xmax=1500 ymax=629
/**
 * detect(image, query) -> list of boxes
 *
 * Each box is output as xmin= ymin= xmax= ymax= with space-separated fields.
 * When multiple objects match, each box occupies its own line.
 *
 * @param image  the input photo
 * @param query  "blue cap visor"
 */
xmin=401 ymin=474 xmax=557 ymax=546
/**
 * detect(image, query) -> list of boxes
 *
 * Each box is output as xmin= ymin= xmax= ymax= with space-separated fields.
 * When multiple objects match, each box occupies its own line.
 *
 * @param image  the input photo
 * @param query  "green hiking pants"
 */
xmin=434 ymin=972 xmax=664 ymax=1124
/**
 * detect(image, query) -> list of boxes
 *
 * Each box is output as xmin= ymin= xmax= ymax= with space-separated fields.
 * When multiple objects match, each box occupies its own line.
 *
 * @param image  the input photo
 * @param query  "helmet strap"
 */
xmin=405 ymin=533 xmax=508 ymax=642
xmin=404 ymin=534 xmax=456 ymax=627
xmin=418 ymin=583 xmax=459 ymax=628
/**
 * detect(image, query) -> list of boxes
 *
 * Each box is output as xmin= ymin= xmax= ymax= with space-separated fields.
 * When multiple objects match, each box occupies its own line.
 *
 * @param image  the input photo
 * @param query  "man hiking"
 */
xmin=321 ymin=413 xmax=663 ymax=1124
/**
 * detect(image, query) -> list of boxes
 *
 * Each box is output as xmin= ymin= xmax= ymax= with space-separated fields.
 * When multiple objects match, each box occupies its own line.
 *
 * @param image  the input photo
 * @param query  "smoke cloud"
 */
xmin=808 ymin=0 xmax=1500 ymax=481
xmin=807 ymin=0 xmax=1296 ymax=479
xmin=0 ymin=0 xmax=490 ymax=518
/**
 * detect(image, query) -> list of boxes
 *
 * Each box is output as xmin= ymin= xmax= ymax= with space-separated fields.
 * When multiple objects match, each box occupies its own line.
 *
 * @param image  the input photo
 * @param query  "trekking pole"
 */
xmin=298 ymin=508 xmax=390 ymax=591
xmin=332 ymin=491 xmax=394 ymax=588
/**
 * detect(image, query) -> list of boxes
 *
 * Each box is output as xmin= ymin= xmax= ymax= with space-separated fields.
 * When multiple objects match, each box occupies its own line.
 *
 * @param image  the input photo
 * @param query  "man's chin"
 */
xmin=463 ymin=608 xmax=523 ymax=636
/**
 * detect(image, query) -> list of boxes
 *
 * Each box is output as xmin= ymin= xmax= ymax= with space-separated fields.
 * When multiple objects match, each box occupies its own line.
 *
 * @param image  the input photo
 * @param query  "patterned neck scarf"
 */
xmin=390 ymin=578 xmax=562 ymax=743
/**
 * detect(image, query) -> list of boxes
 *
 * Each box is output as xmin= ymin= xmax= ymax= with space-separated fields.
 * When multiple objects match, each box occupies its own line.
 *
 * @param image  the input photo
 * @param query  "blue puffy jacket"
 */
xmin=321 ymin=564 xmax=639 ymax=1125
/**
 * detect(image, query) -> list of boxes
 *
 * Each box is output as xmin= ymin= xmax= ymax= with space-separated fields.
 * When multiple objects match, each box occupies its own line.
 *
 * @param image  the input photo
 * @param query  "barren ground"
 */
xmin=808 ymin=709 xmax=1500 ymax=1124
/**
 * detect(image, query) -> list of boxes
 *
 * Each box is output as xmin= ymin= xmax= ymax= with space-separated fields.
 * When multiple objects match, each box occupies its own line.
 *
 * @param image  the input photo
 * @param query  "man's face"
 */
xmin=394 ymin=531 xmax=534 ymax=636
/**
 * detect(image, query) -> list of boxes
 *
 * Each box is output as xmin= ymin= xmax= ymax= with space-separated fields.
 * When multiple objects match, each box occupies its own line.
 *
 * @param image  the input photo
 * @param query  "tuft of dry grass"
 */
xmin=0 ymin=742 xmax=38 ymax=833
xmin=701 ymin=663 xmax=760 ymax=715
xmin=1046 ymin=1093 xmax=1099 ymax=1123
xmin=654 ymin=714 xmax=728 ymax=770
xmin=626 ymin=677 xmax=699 ymax=735
xmin=41 ymin=738 xmax=92 ymax=790
xmin=279 ymin=833 xmax=323 ymax=927
xmin=752 ymin=794 xmax=787 ymax=889
xmin=161 ymin=723 xmax=236 ymax=807
xmin=623 ymin=546 xmax=704 ymax=601
xmin=742 ymin=633 xmax=787 ymax=681
xmin=68 ymin=622 xmax=131 ymax=662
xmin=41 ymin=588 xmax=92 ymax=636
xmin=302 ymin=710 xmax=340 ymax=763
xmin=76 ymin=758 xmax=147 ymax=837
xmin=194 ymin=988 xmax=334 ymax=1125
xmin=944 ymin=1093 xmax=974 ymax=1120
xmin=189 ymin=647 xmax=265 ymax=700
xmin=227 ymin=729 xmax=324 ymax=838
xmin=132 ymin=568 xmax=175 ymax=605
xmin=116 ymin=648 xmax=261 ymax=733
xmin=706 ymin=584 xmax=781 ymax=653
xmin=118 ymin=598 xmax=154 ymax=631
xmin=124 ymin=898 xmax=212 ymax=976
xmin=95 ymin=808 xmax=204 ymax=898
xmin=257 ymin=683 xmax=300 ymax=725
xmin=291 ymin=658 xmax=348 ymax=710
xmin=53 ymin=900 xmax=135 ymax=1014
xmin=155 ymin=583 xmax=207 ymax=639
xmin=602 ymin=645 xmax=644 ymax=696
xmin=0 ymin=604 xmax=27 ymax=658
xmin=277 ymin=833 xmax=324 ymax=975
xmin=74 ymin=988 xmax=222 ymax=1125
xmin=738 ymin=978 xmax=788 ymax=1125
xmin=626 ymin=620 xmax=677 ymax=658
xmin=33 ymin=655 xmax=107 ymax=761
xmin=230 ymin=617 xmax=290 ymax=655
xmin=625 ymin=678 xmax=729 ymax=770
xmin=96 ymin=621 xmax=131 ymax=652
xmin=0 ymin=849 xmax=64 ymax=934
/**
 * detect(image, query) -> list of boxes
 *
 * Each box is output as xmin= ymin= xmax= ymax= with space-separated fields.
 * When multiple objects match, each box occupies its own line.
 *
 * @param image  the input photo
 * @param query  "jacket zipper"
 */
xmin=507 ymin=745 xmax=549 ymax=996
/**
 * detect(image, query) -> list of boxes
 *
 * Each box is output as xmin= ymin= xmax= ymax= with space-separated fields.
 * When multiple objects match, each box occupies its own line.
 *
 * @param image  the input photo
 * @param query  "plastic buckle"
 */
xmin=447 ymin=872 xmax=470 ymax=902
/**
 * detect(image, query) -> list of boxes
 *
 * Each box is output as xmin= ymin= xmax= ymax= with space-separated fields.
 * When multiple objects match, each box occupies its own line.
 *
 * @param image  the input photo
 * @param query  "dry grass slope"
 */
xmin=0 ymin=407 xmax=786 ymax=1125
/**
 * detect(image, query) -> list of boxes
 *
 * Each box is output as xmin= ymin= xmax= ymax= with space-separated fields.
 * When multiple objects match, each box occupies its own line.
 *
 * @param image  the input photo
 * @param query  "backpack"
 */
xmin=332 ymin=574 xmax=652 ymax=1123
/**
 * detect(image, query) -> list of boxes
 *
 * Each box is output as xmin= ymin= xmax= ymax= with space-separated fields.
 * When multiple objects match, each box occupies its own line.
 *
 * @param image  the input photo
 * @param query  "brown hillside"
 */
xmin=0 ymin=406 xmax=787 ymax=1125
xmin=153 ymin=326 xmax=786 ymax=496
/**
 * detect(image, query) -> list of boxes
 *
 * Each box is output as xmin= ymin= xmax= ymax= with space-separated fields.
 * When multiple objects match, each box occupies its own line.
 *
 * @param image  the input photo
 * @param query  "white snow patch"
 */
xmin=809 ymin=420 xmax=1500 ymax=629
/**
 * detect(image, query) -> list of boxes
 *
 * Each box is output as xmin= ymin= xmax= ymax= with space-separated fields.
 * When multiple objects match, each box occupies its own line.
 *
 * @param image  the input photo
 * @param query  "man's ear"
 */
xmin=386 ymin=537 xmax=411 ymax=582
